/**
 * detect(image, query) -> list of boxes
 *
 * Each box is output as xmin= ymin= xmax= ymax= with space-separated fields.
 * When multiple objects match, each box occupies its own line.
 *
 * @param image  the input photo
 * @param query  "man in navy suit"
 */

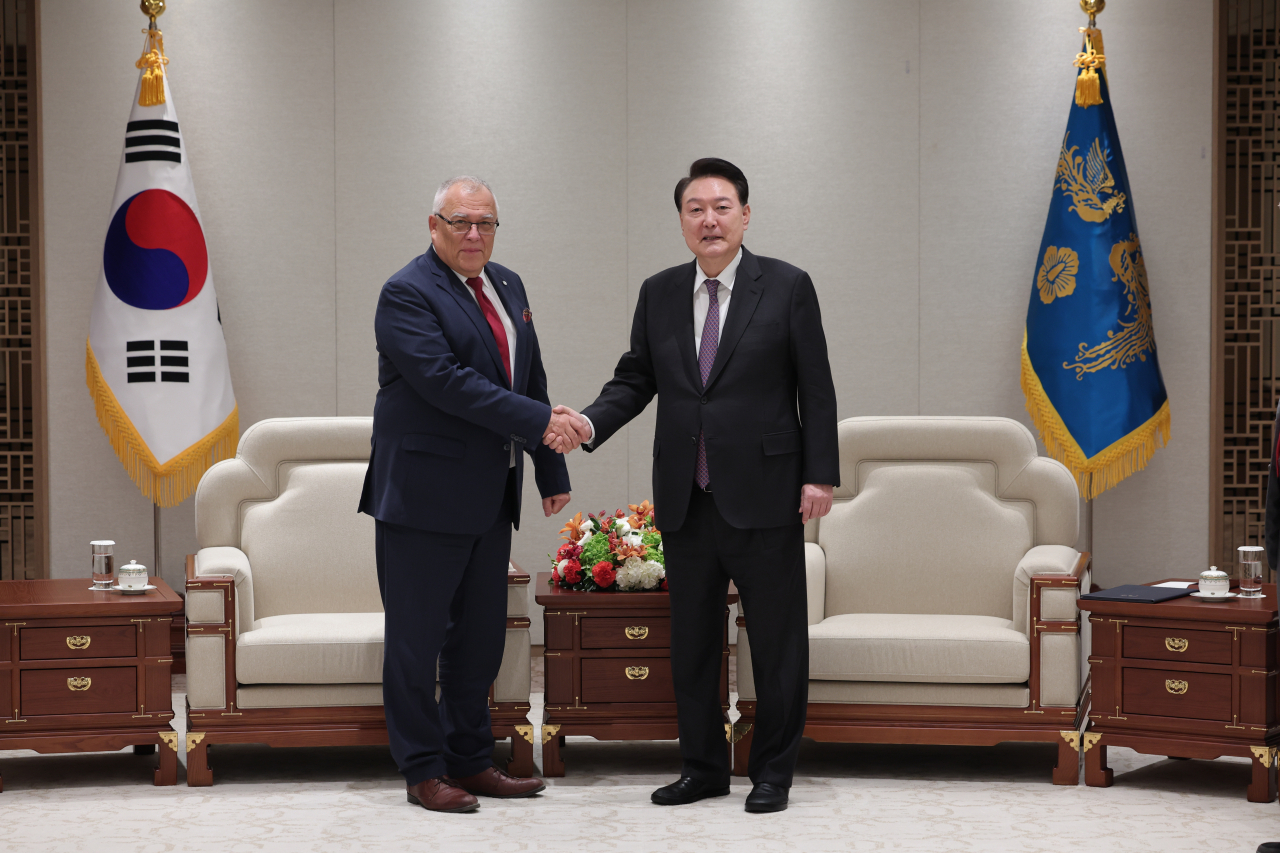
xmin=359 ymin=176 xmax=580 ymax=813
xmin=550 ymin=159 xmax=839 ymax=813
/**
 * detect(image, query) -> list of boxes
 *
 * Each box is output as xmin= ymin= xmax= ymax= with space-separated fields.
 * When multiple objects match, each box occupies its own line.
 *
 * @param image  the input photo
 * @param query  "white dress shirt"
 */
xmin=582 ymin=247 xmax=743 ymax=446
xmin=449 ymin=266 xmax=518 ymax=466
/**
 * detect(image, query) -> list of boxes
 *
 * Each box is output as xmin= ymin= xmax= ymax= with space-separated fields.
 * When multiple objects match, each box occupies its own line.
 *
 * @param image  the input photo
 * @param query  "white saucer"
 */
xmin=1190 ymin=591 xmax=1236 ymax=601
xmin=109 ymin=584 xmax=157 ymax=595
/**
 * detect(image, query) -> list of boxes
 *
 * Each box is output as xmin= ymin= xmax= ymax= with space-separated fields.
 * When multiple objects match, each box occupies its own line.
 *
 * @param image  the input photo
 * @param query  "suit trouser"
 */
xmin=375 ymin=473 xmax=515 ymax=785
xmin=662 ymin=486 xmax=809 ymax=789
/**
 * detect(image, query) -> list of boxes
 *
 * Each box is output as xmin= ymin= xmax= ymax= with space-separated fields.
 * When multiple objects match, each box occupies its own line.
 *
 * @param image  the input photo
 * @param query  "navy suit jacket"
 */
xmin=581 ymin=246 xmax=839 ymax=532
xmin=358 ymin=246 xmax=570 ymax=534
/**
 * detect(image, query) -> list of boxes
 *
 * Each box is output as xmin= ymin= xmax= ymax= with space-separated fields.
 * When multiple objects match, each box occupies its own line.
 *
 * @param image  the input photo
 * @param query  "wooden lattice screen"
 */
xmin=0 ymin=0 xmax=39 ymax=580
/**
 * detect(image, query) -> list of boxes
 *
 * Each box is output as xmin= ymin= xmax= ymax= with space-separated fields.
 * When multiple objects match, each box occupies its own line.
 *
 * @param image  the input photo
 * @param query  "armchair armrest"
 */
xmin=804 ymin=542 xmax=826 ymax=626
xmin=1019 ymin=549 xmax=1090 ymax=711
xmin=185 ymin=552 xmax=242 ymax=712
xmin=1013 ymin=545 xmax=1084 ymax=634
xmin=507 ymin=560 xmax=530 ymax=618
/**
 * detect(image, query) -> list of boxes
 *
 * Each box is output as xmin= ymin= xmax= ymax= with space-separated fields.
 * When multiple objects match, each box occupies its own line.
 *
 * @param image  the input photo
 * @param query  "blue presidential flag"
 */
xmin=1021 ymin=23 xmax=1169 ymax=501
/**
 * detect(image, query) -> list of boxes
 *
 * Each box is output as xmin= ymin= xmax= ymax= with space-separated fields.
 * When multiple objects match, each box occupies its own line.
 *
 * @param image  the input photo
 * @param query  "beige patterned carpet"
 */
xmin=0 ymin=677 xmax=1276 ymax=852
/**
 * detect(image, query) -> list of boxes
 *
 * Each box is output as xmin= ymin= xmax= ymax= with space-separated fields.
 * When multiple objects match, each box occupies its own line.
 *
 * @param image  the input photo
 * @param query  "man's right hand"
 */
xmin=544 ymin=406 xmax=592 ymax=453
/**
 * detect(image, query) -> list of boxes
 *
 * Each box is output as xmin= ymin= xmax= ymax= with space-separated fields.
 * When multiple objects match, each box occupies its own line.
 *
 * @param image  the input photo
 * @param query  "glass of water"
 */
xmin=1238 ymin=545 xmax=1266 ymax=598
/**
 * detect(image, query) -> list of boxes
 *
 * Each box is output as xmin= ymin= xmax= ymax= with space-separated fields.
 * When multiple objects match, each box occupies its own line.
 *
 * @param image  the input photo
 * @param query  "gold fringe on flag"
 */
xmin=1073 ymin=26 xmax=1105 ymax=108
xmin=1020 ymin=333 xmax=1169 ymax=501
xmin=135 ymin=26 xmax=168 ymax=107
xmin=86 ymin=340 xmax=238 ymax=507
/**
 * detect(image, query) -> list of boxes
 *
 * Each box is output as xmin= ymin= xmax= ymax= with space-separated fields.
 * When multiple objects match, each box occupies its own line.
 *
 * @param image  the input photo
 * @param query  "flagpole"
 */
xmin=152 ymin=499 xmax=160 ymax=578
xmin=1085 ymin=498 xmax=1093 ymax=564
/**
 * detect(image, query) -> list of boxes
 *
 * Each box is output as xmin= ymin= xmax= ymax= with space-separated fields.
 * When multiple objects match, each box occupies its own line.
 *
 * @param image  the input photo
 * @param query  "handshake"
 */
xmin=543 ymin=405 xmax=592 ymax=454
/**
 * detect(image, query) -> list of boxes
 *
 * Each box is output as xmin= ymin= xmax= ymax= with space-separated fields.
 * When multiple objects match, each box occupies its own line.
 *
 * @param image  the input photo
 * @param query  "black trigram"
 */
xmin=123 ymin=119 xmax=181 ymax=164
xmin=126 ymin=340 xmax=189 ymax=383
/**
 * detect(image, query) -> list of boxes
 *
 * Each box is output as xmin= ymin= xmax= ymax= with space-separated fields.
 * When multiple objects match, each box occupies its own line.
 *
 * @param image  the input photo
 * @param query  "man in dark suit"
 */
xmin=359 ymin=176 xmax=581 ymax=813
xmin=551 ymin=159 xmax=840 ymax=812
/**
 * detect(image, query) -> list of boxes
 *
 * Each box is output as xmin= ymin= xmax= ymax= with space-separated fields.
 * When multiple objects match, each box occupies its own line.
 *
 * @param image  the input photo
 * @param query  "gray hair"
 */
xmin=432 ymin=176 xmax=500 ymax=217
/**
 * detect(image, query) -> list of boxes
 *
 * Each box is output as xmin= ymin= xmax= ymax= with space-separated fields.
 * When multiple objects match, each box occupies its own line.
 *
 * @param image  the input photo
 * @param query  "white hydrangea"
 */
xmin=615 ymin=556 xmax=666 ymax=591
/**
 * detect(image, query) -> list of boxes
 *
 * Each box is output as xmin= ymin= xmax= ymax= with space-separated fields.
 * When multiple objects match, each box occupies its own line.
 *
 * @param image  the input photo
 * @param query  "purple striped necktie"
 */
xmin=695 ymin=279 xmax=720 ymax=490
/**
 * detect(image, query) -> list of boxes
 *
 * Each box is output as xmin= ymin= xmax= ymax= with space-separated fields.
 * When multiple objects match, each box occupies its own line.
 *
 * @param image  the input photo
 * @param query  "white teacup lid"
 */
xmin=1201 ymin=565 xmax=1227 ymax=578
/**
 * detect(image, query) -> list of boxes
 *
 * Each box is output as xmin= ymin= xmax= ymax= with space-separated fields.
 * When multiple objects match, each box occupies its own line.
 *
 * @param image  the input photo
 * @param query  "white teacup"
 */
xmin=1199 ymin=567 xmax=1231 ymax=597
xmin=117 ymin=560 xmax=149 ymax=590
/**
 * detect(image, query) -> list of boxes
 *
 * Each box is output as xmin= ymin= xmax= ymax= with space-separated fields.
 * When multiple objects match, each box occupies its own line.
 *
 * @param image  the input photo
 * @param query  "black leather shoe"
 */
xmin=1256 ymin=845 xmax=1280 ymax=853
xmin=651 ymin=776 xmax=731 ymax=805
xmin=744 ymin=782 xmax=788 ymax=813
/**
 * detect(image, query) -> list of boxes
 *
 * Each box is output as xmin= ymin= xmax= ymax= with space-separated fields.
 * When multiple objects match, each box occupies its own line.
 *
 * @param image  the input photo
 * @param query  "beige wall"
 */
xmin=41 ymin=0 xmax=1212 ymax=641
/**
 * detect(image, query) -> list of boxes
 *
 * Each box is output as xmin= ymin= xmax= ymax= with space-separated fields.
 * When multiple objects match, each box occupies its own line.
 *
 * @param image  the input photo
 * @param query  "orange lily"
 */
xmin=559 ymin=511 xmax=588 ymax=542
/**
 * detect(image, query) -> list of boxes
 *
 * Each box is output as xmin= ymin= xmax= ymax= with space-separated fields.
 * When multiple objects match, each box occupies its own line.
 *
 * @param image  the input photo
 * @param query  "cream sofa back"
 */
xmin=816 ymin=416 xmax=1078 ymax=620
xmin=195 ymin=417 xmax=381 ymax=621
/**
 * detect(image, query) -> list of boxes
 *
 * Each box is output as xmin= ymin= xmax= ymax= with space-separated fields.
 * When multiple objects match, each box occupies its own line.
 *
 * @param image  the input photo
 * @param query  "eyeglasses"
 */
xmin=435 ymin=214 xmax=499 ymax=236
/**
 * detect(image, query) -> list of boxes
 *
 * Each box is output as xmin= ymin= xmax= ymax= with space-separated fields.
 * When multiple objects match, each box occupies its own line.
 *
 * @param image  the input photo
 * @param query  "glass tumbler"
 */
xmin=1238 ymin=545 xmax=1265 ymax=598
xmin=90 ymin=540 xmax=115 ymax=590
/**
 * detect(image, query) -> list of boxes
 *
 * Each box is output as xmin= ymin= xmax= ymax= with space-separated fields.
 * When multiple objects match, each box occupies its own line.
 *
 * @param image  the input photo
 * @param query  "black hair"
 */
xmin=673 ymin=158 xmax=749 ymax=210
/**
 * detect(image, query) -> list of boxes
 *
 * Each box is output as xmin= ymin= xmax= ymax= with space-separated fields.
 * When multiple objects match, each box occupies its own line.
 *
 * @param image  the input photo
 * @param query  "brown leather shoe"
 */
xmin=452 ymin=766 xmax=546 ymax=798
xmin=406 ymin=777 xmax=479 ymax=813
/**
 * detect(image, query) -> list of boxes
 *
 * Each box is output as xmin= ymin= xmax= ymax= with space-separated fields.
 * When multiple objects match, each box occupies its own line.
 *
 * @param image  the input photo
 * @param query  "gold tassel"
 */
xmin=86 ymin=340 xmax=239 ymax=507
xmin=1073 ymin=26 xmax=1106 ymax=109
xmin=1021 ymin=333 xmax=1169 ymax=501
xmin=135 ymin=27 xmax=168 ymax=107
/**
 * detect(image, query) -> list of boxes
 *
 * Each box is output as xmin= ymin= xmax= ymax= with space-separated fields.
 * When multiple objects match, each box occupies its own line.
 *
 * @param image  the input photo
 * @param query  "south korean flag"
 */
xmin=86 ymin=29 xmax=237 ymax=507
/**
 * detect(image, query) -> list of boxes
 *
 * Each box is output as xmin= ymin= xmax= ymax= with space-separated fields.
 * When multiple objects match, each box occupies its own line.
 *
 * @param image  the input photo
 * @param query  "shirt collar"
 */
xmin=693 ymin=247 xmax=743 ymax=293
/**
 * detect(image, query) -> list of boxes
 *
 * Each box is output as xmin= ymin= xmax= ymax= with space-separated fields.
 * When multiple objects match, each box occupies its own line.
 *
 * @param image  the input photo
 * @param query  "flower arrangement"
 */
xmin=549 ymin=500 xmax=666 ymax=592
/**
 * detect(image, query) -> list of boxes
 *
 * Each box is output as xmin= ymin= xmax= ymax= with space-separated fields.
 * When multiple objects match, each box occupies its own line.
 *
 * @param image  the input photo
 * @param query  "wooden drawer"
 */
xmin=581 ymin=617 xmax=671 ymax=649
xmin=1122 ymin=625 xmax=1231 ymax=665
xmin=582 ymin=657 xmax=674 ymax=703
xmin=20 ymin=625 xmax=137 ymax=661
xmin=1122 ymin=668 xmax=1232 ymax=722
xmin=21 ymin=667 xmax=137 ymax=716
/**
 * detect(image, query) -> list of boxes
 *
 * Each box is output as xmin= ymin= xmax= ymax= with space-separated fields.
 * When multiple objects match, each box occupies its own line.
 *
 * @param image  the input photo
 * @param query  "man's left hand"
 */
xmin=543 ymin=493 xmax=571 ymax=517
xmin=800 ymin=483 xmax=833 ymax=524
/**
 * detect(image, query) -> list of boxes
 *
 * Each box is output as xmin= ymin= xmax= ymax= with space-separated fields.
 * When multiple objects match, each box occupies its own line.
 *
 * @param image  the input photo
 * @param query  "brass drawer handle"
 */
xmin=625 ymin=666 xmax=649 ymax=680
xmin=625 ymin=626 xmax=649 ymax=640
xmin=1165 ymin=679 xmax=1188 ymax=695
xmin=66 ymin=635 xmax=91 ymax=650
xmin=67 ymin=677 xmax=91 ymax=692
xmin=1165 ymin=637 xmax=1188 ymax=653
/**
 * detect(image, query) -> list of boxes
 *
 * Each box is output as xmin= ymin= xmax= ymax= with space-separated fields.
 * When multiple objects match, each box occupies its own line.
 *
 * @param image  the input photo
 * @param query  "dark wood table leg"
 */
xmin=507 ymin=733 xmax=535 ymax=778
xmin=1084 ymin=742 xmax=1113 ymax=787
xmin=541 ymin=727 xmax=565 ymax=777
xmin=186 ymin=736 xmax=213 ymax=787
xmin=732 ymin=725 xmax=752 ymax=777
xmin=1052 ymin=736 xmax=1080 ymax=785
xmin=154 ymin=734 xmax=178 ymax=786
xmin=1248 ymin=749 xmax=1278 ymax=803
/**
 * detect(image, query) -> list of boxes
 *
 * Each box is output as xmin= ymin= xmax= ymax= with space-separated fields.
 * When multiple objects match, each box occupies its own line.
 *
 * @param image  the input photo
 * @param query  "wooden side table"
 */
xmin=0 ymin=578 xmax=184 ymax=790
xmin=534 ymin=572 xmax=738 ymax=776
xmin=1082 ymin=580 xmax=1279 ymax=802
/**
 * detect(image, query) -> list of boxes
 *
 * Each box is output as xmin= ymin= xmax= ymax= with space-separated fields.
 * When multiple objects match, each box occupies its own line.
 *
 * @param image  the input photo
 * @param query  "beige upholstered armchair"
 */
xmin=183 ymin=417 xmax=534 ymax=785
xmin=734 ymin=416 xmax=1090 ymax=783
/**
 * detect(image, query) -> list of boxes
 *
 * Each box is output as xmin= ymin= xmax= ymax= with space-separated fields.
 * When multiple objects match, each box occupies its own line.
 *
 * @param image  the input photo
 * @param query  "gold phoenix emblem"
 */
xmin=1037 ymin=246 xmax=1079 ymax=304
xmin=1064 ymin=234 xmax=1155 ymax=379
xmin=67 ymin=677 xmax=91 ymax=691
xmin=66 ymin=635 xmax=91 ymax=650
xmin=1057 ymin=134 xmax=1127 ymax=223
xmin=625 ymin=666 xmax=649 ymax=680
xmin=1165 ymin=679 xmax=1188 ymax=695
xmin=625 ymin=626 xmax=649 ymax=640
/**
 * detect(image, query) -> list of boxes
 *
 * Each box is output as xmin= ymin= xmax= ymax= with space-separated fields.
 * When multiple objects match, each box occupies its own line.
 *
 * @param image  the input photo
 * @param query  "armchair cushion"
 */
xmin=237 ymin=613 xmax=384 ymax=684
xmin=808 ymin=613 xmax=1029 ymax=683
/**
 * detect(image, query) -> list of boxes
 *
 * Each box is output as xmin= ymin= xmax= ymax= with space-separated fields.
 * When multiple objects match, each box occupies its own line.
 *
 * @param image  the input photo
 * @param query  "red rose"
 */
xmin=562 ymin=559 xmax=583 ymax=584
xmin=591 ymin=561 xmax=616 ymax=588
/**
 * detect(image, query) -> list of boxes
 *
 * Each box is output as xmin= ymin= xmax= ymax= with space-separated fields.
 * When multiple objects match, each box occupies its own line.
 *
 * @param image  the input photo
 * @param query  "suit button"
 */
xmin=503 ymin=444 xmax=510 ymax=451
xmin=700 ymin=396 xmax=708 ymax=404
xmin=691 ymin=436 xmax=697 ymax=444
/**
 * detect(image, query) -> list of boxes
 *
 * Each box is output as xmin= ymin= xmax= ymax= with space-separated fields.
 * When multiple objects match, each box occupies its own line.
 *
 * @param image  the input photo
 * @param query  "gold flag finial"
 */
xmin=135 ymin=0 xmax=168 ymax=107
xmin=1073 ymin=1 xmax=1106 ymax=109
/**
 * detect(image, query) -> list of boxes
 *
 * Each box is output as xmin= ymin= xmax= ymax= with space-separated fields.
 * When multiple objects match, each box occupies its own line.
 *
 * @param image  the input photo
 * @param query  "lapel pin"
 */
xmin=502 ymin=280 xmax=508 ymax=286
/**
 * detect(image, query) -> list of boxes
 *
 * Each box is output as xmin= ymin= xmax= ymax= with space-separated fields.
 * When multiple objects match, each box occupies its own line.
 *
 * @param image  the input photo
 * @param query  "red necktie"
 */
xmin=466 ymin=276 xmax=512 ymax=385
